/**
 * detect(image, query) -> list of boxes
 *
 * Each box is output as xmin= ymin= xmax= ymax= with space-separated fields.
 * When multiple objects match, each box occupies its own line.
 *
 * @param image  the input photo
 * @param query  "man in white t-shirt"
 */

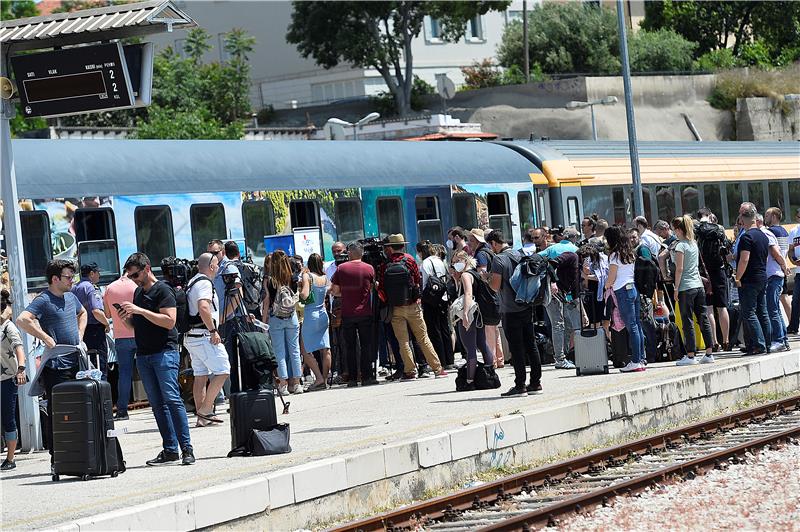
xmin=634 ymin=216 xmax=662 ymax=258
xmin=184 ymin=252 xmax=230 ymax=425
xmin=785 ymin=208 xmax=800 ymax=335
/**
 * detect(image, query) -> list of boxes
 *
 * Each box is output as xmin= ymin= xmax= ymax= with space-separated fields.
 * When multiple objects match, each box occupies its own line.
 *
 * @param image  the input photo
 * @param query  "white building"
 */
xmin=149 ymin=0 xmax=535 ymax=110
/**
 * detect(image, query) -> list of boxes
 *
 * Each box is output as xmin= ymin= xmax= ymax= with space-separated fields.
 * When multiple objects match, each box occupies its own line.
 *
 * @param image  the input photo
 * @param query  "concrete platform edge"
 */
xmin=53 ymin=352 xmax=800 ymax=531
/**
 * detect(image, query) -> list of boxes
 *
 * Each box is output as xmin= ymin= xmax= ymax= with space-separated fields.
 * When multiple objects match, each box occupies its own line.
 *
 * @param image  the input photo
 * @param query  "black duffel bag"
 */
xmin=455 ymin=363 xmax=501 ymax=391
xmin=236 ymin=331 xmax=277 ymax=391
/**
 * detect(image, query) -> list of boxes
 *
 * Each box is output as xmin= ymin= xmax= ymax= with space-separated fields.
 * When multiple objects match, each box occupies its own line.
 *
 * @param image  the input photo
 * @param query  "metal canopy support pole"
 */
xmin=1 ymin=54 xmax=42 ymax=451
xmin=522 ymin=0 xmax=529 ymax=83
xmin=616 ymin=0 xmax=644 ymax=218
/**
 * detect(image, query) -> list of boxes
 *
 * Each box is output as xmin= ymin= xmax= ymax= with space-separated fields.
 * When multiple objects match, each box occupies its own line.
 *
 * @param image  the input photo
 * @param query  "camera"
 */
xmin=222 ymin=272 xmax=239 ymax=287
xmin=334 ymin=252 xmax=350 ymax=266
xmin=359 ymin=237 xmax=387 ymax=270
xmin=548 ymin=225 xmax=565 ymax=236
xmin=160 ymin=257 xmax=197 ymax=288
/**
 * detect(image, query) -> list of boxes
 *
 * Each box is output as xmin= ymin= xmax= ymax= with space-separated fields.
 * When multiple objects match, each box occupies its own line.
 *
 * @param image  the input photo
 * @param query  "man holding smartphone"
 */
xmin=103 ymin=273 xmax=137 ymax=420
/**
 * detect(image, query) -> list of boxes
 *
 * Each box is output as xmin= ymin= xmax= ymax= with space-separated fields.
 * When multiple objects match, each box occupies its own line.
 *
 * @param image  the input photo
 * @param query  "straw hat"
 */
xmin=469 ymin=228 xmax=486 ymax=243
xmin=384 ymin=233 xmax=408 ymax=245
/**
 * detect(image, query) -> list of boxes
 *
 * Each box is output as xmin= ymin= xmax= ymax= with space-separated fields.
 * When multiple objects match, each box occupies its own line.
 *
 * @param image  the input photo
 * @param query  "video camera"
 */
xmin=160 ymin=257 xmax=197 ymax=288
xmin=548 ymin=225 xmax=565 ymax=236
xmin=359 ymin=237 xmax=388 ymax=270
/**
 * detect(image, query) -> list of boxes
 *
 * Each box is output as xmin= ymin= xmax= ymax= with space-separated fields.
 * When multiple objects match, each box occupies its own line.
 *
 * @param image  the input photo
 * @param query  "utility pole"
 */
xmin=522 ymin=0 xmax=530 ymax=83
xmin=616 ymin=0 xmax=644 ymax=218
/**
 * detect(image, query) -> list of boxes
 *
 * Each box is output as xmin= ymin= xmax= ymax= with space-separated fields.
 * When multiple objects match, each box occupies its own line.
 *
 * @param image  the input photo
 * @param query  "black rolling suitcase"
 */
xmin=51 ymin=379 xmax=125 ymax=481
xmin=227 ymin=389 xmax=278 ymax=455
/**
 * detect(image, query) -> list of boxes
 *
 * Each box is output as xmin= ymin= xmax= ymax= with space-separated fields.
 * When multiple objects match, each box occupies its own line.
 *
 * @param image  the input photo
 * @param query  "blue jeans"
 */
xmin=789 ymin=273 xmax=800 ymax=333
xmin=1 ymin=378 xmax=18 ymax=442
xmin=114 ymin=337 xmax=136 ymax=414
xmin=270 ymin=313 xmax=301 ymax=380
xmin=136 ymin=349 xmax=192 ymax=454
xmin=738 ymin=280 xmax=771 ymax=353
xmin=766 ymin=276 xmax=787 ymax=344
xmin=614 ymin=284 xmax=645 ymax=364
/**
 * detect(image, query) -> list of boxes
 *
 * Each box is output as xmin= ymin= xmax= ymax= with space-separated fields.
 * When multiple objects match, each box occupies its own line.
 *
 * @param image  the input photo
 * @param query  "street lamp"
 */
xmin=565 ymin=96 xmax=618 ymax=141
xmin=326 ymin=112 xmax=380 ymax=140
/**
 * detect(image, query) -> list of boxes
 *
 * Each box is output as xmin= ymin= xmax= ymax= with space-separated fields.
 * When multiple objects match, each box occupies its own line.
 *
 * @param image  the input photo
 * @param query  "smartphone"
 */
xmin=113 ymin=303 xmax=122 ymax=312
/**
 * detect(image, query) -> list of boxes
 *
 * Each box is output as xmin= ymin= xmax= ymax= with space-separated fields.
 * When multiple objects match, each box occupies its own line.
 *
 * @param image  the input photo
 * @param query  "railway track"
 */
xmin=333 ymin=394 xmax=800 ymax=532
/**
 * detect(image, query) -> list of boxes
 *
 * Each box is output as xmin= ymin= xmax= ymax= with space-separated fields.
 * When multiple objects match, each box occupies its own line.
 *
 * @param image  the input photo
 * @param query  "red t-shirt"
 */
xmin=331 ymin=260 xmax=375 ymax=318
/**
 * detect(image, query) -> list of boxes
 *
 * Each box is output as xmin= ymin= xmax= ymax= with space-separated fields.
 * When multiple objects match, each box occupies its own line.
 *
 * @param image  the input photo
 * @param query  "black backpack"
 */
xmin=422 ymin=272 xmax=449 ymax=309
xmin=384 ymin=257 xmax=415 ymax=306
xmin=695 ymin=221 xmax=728 ymax=269
xmin=634 ymin=247 xmax=660 ymax=299
xmin=234 ymin=259 xmax=263 ymax=315
xmin=175 ymin=276 xmax=216 ymax=334
xmin=467 ymin=270 xmax=501 ymax=326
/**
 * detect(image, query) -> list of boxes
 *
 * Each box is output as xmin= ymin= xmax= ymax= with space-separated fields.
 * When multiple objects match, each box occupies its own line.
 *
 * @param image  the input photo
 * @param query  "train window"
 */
xmin=580 ymin=186 xmax=611 ymax=223
xmin=452 ymin=193 xmax=477 ymax=230
xmin=789 ymin=181 xmax=800 ymax=217
xmin=334 ymin=198 xmax=365 ymax=243
xmin=681 ymin=185 xmax=699 ymax=215
xmin=642 ymin=186 xmax=653 ymax=222
xmin=242 ymin=200 xmax=276 ymax=261
xmin=417 ymin=220 xmax=444 ymax=245
xmin=537 ymin=189 xmax=548 ymax=227
xmin=376 ymin=197 xmax=404 ymax=238
xmin=566 ymin=196 xmax=580 ymax=228
xmin=20 ymin=211 xmax=52 ymax=289
xmin=518 ymin=192 xmax=534 ymax=232
xmin=703 ymin=185 xmax=722 ymax=219
xmin=74 ymin=208 xmax=116 ymax=243
xmin=768 ymin=182 xmax=785 ymax=214
xmin=289 ymin=200 xmax=320 ymax=229
xmin=747 ymin=182 xmax=764 ymax=213
xmin=726 ymin=183 xmax=743 ymax=227
xmin=78 ymin=240 xmax=119 ymax=285
xmin=656 ymin=186 xmax=675 ymax=223
xmin=415 ymin=195 xmax=439 ymax=221
xmin=134 ymin=206 xmax=175 ymax=270
xmin=612 ymin=187 xmax=626 ymax=225
xmin=487 ymin=192 xmax=512 ymax=238
xmin=190 ymin=203 xmax=227 ymax=258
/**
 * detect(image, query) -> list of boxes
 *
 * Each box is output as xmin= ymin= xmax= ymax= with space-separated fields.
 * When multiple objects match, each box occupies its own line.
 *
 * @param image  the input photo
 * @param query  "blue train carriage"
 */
xmin=12 ymin=139 xmax=543 ymax=292
xmin=499 ymin=140 xmax=800 ymax=234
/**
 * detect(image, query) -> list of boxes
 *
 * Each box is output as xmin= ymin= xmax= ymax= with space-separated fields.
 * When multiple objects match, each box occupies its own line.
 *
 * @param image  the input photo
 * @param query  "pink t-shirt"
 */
xmin=103 ymin=276 xmax=137 ymax=339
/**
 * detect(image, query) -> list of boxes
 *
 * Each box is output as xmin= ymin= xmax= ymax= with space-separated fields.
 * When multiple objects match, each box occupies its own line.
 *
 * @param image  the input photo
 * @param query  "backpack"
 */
xmin=475 ymin=245 xmax=496 ymax=270
xmin=509 ymin=252 xmax=552 ymax=305
xmin=634 ymin=247 xmax=660 ymax=299
xmin=467 ymin=270 xmax=501 ymax=326
xmin=695 ymin=221 xmax=728 ymax=269
xmin=271 ymin=282 xmax=298 ymax=319
xmin=422 ymin=273 xmax=449 ymax=309
xmin=234 ymin=259 xmax=263 ymax=315
xmin=384 ymin=257 xmax=415 ymax=307
xmin=175 ymin=276 xmax=217 ymax=334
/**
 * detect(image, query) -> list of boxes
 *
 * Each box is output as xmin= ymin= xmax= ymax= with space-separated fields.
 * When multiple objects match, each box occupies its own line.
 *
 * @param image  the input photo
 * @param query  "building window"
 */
xmin=190 ymin=203 xmax=227 ymax=258
xmin=467 ymin=16 xmax=484 ymax=41
xmin=425 ymin=16 xmax=443 ymax=42
xmin=242 ymin=200 xmax=276 ymax=261
xmin=134 ymin=206 xmax=175 ymax=271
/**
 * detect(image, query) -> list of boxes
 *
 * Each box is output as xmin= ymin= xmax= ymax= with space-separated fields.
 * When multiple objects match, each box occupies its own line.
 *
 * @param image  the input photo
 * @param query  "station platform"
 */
xmin=2 ymin=342 xmax=800 ymax=531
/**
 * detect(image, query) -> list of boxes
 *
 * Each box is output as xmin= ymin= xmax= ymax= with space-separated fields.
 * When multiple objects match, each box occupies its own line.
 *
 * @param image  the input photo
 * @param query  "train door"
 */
xmin=557 ymin=185 xmax=582 ymax=230
xmin=415 ymin=194 xmax=444 ymax=245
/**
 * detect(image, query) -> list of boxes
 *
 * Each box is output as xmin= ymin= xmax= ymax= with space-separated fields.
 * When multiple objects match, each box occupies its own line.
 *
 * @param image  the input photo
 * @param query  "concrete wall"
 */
xmin=736 ymin=96 xmax=800 ymax=141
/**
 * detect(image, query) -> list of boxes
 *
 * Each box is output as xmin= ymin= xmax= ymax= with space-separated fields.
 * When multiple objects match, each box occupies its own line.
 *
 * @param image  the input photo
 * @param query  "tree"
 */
xmin=183 ymin=28 xmax=212 ymax=63
xmin=628 ymin=29 xmax=697 ymax=72
xmin=642 ymin=1 xmax=800 ymax=66
xmin=1 ymin=0 xmax=38 ymax=19
xmin=497 ymin=3 xmax=621 ymax=75
xmin=286 ymin=1 xmax=511 ymax=116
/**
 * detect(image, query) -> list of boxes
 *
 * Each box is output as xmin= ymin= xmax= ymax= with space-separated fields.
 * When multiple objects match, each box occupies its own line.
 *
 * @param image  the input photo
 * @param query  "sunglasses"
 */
xmin=126 ymin=269 xmax=143 ymax=280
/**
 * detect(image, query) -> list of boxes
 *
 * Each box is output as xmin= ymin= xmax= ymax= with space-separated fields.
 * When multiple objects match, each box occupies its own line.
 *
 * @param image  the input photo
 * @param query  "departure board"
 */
xmin=11 ymin=42 xmax=134 ymax=118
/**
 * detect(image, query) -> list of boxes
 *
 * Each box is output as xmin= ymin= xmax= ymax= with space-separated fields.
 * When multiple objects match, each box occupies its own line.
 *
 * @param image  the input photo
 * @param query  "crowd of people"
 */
xmin=1 ymin=201 xmax=798 ymax=469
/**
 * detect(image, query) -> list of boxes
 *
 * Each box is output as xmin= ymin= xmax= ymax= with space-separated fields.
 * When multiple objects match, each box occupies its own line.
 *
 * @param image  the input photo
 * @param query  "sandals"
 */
xmin=196 ymin=412 xmax=224 ymax=424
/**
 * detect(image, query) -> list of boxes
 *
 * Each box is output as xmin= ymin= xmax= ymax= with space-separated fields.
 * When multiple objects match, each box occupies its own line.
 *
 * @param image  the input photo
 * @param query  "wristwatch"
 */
xmin=209 ymin=328 xmax=218 ymax=334
xmin=17 ymin=365 xmax=25 ymax=373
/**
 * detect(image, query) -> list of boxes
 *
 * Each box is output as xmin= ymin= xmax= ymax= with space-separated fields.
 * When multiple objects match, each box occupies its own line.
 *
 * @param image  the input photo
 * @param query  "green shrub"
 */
xmin=708 ymin=64 xmax=800 ymax=111
xmin=694 ymin=48 xmax=741 ymax=71
xmin=628 ymin=29 xmax=697 ymax=72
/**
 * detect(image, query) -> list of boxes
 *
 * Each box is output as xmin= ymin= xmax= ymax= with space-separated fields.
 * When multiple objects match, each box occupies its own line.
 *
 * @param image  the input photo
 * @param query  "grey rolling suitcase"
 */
xmin=573 ymin=293 xmax=609 ymax=376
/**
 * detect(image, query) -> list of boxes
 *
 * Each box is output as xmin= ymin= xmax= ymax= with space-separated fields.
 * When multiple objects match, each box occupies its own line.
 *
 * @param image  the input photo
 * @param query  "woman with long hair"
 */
xmin=416 ymin=240 xmax=454 ymax=369
xmin=578 ymin=243 xmax=610 ymax=336
xmin=299 ymin=253 xmax=331 ymax=390
xmin=671 ymin=215 xmax=714 ymax=365
xmin=604 ymin=226 xmax=646 ymax=372
xmin=261 ymin=250 xmax=302 ymax=394
xmin=1 ymin=289 xmax=26 ymax=470
xmin=450 ymin=250 xmax=493 ymax=390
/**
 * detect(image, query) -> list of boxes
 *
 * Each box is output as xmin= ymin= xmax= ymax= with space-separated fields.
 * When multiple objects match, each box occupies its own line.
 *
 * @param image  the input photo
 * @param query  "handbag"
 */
xmin=250 ymin=424 xmax=291 ymax=455
xmin=298 ymin=273 xmax=316 ymax=305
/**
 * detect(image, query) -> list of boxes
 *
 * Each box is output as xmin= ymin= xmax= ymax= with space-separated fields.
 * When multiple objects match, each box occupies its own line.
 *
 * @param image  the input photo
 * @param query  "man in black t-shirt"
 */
xmin=734 ymin=204 xmax=772 ymax=355
xmin=119 ymin=253 xmax=194 ymax=466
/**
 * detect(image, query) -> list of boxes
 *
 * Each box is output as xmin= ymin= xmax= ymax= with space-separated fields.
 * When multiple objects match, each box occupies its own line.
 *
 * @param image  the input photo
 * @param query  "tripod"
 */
xmin=222 ymin=283 xmax=253 ymax=394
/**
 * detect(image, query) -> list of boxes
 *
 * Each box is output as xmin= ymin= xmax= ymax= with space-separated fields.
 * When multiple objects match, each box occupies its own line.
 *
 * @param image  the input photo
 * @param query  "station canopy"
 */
xmin=0 ymin=0 xmax=195 ymax=51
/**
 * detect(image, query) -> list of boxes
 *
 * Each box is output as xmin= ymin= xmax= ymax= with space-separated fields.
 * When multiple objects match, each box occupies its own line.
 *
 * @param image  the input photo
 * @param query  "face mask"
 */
xmin=453 ymin=262 xmax=466 ymax=273
xmin=446 ymin=240 xmax=454 ymax=250
xmin=415 ymin=254 xmax=422 ymax=263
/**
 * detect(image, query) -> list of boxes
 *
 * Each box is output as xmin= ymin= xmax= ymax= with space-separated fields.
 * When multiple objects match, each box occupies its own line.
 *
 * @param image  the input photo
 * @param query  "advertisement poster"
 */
xmin=293 ymin=227 xmax=322 ymax=265
xmin=263 ymin=235 xmax=295 ymax=257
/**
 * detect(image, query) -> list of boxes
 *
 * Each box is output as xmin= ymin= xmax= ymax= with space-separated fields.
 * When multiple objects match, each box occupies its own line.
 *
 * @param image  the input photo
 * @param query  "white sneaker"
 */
xmin=699 ymin=354 xmax=715 ymax=364
xmin=278 ymin=384 xmax=289 ymax=396
xmin=769 ymin=342 xmax=788 ymax=352
xmin=290 ymin=384 xmax=304 ymax=394
xmin=619 ymin=362 xmax=644 ymax=373
xmin=676 ymin=356 xmax=698 ymax=366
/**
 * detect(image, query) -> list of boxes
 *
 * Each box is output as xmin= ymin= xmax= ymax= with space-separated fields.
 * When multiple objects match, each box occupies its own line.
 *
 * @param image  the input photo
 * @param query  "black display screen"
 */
xmin=24 ymin=71 xmax=106 ymax=102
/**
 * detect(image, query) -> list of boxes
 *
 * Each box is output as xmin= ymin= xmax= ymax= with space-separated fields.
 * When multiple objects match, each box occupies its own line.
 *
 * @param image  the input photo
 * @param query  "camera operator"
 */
xmin=331 ymin=242 xmax=377 ymax=386
xmin=377 ymin=234 xmax=447 ymax=380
